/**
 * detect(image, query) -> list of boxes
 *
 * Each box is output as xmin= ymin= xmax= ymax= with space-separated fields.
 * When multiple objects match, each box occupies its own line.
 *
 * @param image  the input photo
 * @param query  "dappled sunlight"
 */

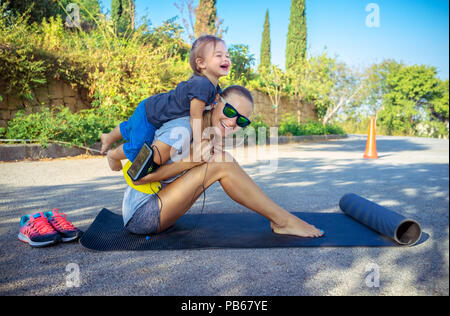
xmin=401 ymin=188 xmax=419 ymax=197
xmin=0 ymin=136 xmax=448 ymax=295
xmin=274 ymin=181 xmax=317 ymax=188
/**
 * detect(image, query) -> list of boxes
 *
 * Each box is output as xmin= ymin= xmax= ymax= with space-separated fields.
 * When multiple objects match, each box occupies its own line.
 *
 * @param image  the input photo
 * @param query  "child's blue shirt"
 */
xmin=144 ymin=74 xmax=221 ymax=129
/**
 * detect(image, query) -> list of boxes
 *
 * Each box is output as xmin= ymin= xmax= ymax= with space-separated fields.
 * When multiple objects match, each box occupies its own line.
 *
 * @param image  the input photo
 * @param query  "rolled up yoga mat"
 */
xmin=339 ymin=193 xmax=422 ymax=246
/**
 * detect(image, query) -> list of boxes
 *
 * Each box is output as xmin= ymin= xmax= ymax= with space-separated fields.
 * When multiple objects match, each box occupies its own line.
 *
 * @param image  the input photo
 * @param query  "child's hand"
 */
xmin=214 ymin=94 xmax=220 ymax=107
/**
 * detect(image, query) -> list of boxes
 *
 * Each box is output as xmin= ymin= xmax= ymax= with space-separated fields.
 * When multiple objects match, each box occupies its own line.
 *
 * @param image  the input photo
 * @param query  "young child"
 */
xmin=100 ymin=35 xmax=231 ymax=171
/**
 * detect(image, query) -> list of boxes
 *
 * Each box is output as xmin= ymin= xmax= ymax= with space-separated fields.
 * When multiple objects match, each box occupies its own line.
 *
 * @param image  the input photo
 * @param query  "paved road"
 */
xmin=0 ymin=135 xmax=448 ymax=296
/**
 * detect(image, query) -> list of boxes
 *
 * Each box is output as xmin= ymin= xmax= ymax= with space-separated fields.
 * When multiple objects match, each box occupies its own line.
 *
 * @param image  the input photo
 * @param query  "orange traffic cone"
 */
xmin=363 ymin=117 xmax=378 ymax=159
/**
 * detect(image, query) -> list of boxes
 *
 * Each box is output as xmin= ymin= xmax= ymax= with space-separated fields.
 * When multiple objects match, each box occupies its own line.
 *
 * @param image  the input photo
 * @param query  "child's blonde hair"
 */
xmin=190 ymin=35 xmax=225 ymax=76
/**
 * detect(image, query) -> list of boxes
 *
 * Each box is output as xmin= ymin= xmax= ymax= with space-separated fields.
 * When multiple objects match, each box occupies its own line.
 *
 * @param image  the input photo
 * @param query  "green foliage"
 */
xmin=2 ymin=1 xmax=446 ymax=145
xmin=1 ymin=0 xmax=101 ymax=26
xmin=285 ymin=53 xmax=336 ymax=121
xmin=144 ymin=17 xmax=190 ymax=59
xmin=248 ymin=114 xmax=270 ymax=140
xmin=194 ymin=0 xmax=217 ymax=37
xmin=0 ymin=5 xmax=47 ymax=99
xmin=111 ymin=0 xmax=135 ymax=36
xmin=286 ymin=0 xmax=307 ymax=70
xmin=1 ymin=0 xmax=61 ymax=24
xmin=1 ymin=2 xmax=192 ymax=146
xmin=279 ymin=113 xmax=345 ymax=136
xmin=429 ymin=79 xmax=449 ymax=122
xmin=379 ymin=64 xmax=443 ymax=135
xmin=415 ymin=120 xmax=449 ymax=139
xmin=5 ymin=106 xmax=119 ymax=146
xmin=259 ymin=9 xmax=271 ymax=72
xmin=223 ymin=44 xmax=255 ymax=85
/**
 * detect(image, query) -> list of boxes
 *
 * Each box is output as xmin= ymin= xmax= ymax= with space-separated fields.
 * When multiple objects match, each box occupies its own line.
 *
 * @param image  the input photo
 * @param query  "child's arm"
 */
xmin=190 ymin=98 xmax=211 ymax=162
xmin=190 ymin=98 xmax=206 ymax=141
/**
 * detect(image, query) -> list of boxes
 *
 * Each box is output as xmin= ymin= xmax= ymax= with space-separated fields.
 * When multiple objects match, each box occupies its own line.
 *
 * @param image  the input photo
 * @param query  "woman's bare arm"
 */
xmin=131 ymin=141 xmax=213 ymax=185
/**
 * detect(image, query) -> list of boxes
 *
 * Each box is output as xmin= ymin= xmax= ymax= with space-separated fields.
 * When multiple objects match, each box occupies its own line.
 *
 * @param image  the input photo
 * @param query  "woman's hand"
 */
xmin=132 ymin=172 xmax=156 ymax=186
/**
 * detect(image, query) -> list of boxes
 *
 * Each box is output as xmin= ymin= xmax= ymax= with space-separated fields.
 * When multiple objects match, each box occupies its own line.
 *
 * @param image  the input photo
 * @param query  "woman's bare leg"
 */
xmin=157 ymin=152 xmax=323 ymax=237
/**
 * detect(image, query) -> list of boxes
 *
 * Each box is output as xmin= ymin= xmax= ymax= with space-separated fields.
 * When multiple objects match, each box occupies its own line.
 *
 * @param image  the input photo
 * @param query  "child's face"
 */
xmin=197 ymin=41 xmax=231 ymax=79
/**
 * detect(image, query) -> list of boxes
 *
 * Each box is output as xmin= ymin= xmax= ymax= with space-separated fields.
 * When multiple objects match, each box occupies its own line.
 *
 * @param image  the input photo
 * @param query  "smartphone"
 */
xmin=127 ymin=143 xmax=157 ymax=181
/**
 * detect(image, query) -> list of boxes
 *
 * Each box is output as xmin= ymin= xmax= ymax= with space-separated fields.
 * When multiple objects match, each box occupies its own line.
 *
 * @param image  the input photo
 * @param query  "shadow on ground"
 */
xmin=0 ymin=136 xmax=448 ymax=295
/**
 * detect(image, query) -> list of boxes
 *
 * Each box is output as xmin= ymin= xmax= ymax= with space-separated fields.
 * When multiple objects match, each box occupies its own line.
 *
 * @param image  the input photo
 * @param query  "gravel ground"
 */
xmin=0 ymin=135 xmax=448 ymax=296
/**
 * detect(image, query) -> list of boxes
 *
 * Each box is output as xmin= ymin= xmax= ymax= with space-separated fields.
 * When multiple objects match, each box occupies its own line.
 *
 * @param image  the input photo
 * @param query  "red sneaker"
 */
xmin=45 ymin=209 xmax=82 ymax=242
xmin=18 ymin=212 xmax=61 ymax=247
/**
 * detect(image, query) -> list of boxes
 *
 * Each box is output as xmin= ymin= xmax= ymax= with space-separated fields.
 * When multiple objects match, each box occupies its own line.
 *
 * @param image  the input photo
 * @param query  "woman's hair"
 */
xmin=221 ymin=85 xmax=254 ymax=107
xmin=190 ymin=35 xmax=225 ymax=76
xmin=202 ymin=85 xmax=254 ymax=135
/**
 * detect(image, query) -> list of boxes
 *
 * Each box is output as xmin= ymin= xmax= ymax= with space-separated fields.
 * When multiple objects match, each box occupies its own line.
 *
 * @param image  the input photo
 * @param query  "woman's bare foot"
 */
xmin=107 ymin=150 xmax=123 ymax=171
xmin=100 ymin=133 xmax=111 ymax=155
xmin=270 ymin=214 xmax=324 ymax=238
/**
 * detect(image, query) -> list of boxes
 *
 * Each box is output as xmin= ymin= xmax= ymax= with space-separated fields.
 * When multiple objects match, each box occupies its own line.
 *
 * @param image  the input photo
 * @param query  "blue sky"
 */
xmin=99 ymin=0 xmax=449 ymax=79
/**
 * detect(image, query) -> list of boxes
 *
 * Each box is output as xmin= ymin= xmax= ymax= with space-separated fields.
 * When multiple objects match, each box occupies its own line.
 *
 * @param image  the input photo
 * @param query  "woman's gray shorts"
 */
xmin=125 ymin=193 xmax=161 ymax=235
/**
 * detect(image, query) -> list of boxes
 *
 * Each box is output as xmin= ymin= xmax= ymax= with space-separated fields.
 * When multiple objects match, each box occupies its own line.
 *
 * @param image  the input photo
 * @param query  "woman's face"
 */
xmin=211 ymin=93 xmax=253 ymax=138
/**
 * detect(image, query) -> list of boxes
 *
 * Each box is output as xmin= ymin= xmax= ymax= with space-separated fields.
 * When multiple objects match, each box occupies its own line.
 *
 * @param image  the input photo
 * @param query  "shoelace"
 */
xmin=31 ymin=216 xmax=57 ymax=235
xmin=49 ymin=209 xmax=76 ymax=231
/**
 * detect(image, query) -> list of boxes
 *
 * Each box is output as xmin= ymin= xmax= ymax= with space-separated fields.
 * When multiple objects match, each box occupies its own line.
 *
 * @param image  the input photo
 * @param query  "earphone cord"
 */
xmin=151 ymin=145 xmax=164 ymax=215
xmin=150 ymin=144 xmax=208 ymax=238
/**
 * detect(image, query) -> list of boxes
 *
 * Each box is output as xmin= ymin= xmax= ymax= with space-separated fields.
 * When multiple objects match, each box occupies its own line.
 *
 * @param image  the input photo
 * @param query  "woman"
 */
xmin=122 ymin=85 xmax=324 ymax=238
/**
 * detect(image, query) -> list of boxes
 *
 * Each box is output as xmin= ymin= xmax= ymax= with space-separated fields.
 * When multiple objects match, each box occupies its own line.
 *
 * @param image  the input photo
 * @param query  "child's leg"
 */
xmin=100 ymin=125 xmax=123 ymax=155
xmin=107 ymin=144 xmax=127 ymax=171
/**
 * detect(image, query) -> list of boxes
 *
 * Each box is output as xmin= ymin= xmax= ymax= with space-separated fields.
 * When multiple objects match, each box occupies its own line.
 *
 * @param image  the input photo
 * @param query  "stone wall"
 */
xmin=251 ymin=90 xmax=317 ymax=126
xmin=0 ymin=82 xmax=319 ymax=130
xmin=0 ymin=80 xmax=90 ymax=129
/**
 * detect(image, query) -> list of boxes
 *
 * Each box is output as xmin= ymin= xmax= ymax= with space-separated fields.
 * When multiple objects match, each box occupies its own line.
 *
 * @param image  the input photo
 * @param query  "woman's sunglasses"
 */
xmin=220 ymin=96 xmax=251 ymax=128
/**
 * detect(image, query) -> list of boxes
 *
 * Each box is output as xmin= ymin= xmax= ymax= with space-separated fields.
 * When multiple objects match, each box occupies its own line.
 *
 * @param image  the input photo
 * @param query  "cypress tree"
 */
xmin=111 ymin=0 xmax=135 ymax=35
xmin=194 ymin=0 xmax=217 ymax=37
xmin=286 ymin=0 xmax=307 ymax=70
xmin=259 ymin=9 xmax=271 ymax=72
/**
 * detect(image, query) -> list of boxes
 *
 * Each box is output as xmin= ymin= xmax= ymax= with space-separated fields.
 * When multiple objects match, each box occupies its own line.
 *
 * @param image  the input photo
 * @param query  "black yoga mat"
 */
xmin=80 ymin=202 xmax=426 ymax=251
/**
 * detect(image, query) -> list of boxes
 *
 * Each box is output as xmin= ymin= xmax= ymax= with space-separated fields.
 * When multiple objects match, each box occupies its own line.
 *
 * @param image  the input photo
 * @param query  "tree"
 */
xmin=286 ymin=0 xmax=307 ymax=70
xmin=111 ymin=0 xmax=135 ymax=35
xmin=321 ymin=63 xmax=364 ymax=125
xmin=294 ymin=53 xmax=364 ymax=125
xmin=379 ymin=65 xmax=443 ymax=135
xmin=429 ymin=79 xmax=449 ymax=123
xmin=0 ymin=0 xmax=60 ymax=24
xmin=359 ymin=60 xmax=402 ymax=121
xmin=259 ymin=9 xmax=271 ymax=72
xmin=1 ymin=0 xmax=101 ymax=27
xmin=227 ymin=44 xmax=255 ymax=84
xmin=194 ymin=0 xmax=225 ymax=38
xmin=259 ymin=65 xmax=286 ymax=126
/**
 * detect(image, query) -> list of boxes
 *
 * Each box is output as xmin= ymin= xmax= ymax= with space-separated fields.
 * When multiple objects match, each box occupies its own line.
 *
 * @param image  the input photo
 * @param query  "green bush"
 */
xmin=324 ymin=123 xmax=346 ymax=135
xmin=5 ymin=106 xmax=119 ymax=146
xmin=415 ymin=121 xmax=449 ymax=139
xmin=278 ymin=113 xmax=299 ymax=136
xmin=248 ymin=114 xmax=270 ymax=140
xmin=279 ymin=113 xmax=345 ymax=136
